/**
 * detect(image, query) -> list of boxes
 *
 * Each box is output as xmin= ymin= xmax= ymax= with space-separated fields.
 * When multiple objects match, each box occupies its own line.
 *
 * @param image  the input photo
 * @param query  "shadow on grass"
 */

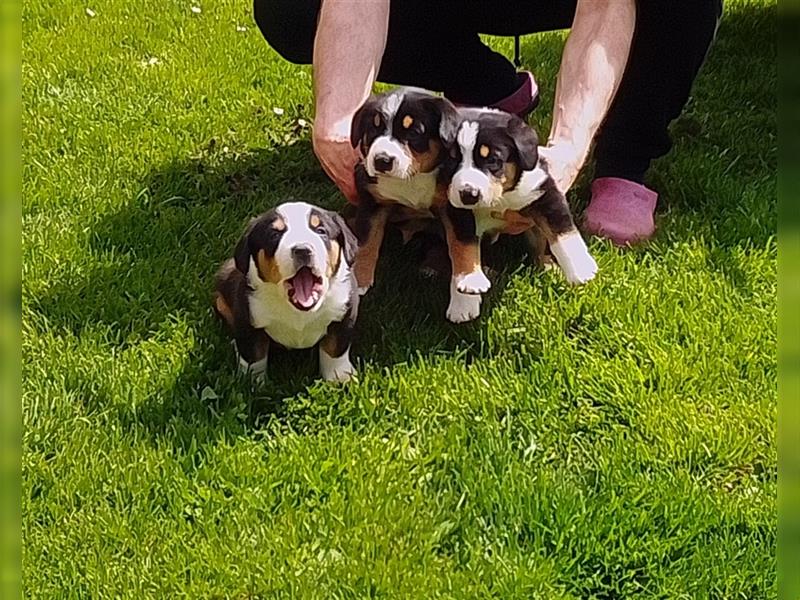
xmin=29 ymin=1 xmax=775 ymax=446
xmin=31 ymin=137 xmax=489 ymax=444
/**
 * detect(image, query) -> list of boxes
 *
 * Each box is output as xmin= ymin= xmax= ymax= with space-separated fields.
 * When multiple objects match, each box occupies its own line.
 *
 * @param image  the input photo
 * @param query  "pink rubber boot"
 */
xmin=452 ymin=71 xmax=539 ymax=119
xmin=583 ymin=177 xmax=658 ymax=246
xmin=491 ymin=71 xmax=539 ymax=118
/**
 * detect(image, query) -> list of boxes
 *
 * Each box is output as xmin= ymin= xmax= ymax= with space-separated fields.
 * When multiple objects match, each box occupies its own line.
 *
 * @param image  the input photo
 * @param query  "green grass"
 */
xmin=22 ymin=0 xmax=776 ymax=597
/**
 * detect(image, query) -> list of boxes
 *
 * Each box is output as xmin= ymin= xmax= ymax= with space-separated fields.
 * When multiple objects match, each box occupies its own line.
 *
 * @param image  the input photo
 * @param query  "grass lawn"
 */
xmin=22 ymin=0 xmax=776 ymax=597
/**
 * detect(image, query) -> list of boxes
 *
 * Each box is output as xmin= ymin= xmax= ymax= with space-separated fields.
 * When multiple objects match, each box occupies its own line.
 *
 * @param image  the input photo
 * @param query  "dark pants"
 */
xmin=253 ymin=0 xmax=722 ymax=182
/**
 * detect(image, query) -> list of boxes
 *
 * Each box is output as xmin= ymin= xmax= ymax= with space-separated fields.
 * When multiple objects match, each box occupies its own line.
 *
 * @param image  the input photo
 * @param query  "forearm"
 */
xmin=547 ymin=0 xmax=635 ymax=190
xmin=312 ymin=0 xmax=390 ymax=140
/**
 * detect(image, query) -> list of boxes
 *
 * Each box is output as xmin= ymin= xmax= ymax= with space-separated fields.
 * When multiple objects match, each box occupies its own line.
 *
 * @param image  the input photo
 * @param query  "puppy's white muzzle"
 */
xmin=366 ymin=135 xmax=413 ymax=179
xmin=449 ymin=168 xmax=492 ymax=209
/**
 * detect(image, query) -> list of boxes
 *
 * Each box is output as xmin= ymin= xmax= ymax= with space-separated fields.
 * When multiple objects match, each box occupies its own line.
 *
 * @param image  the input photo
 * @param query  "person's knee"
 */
xmin=253 ymin=0 xmax=317 ymax=64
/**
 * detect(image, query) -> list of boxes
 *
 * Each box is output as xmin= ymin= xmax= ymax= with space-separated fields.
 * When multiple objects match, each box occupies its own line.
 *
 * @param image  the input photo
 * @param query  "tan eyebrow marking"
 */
xmin=402 ymin=115 xmax=414 ymax=129
xmin=309 ymin=213 xmax=321 ymax=229
xmin=272 ymin=217 xmax=286 ymax=231
xmin=479 ymin=145 xmax=490 ymax=158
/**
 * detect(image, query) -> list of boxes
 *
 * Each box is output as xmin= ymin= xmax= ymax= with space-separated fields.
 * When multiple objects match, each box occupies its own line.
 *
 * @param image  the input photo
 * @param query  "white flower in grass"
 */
xmin=272 ymin=107 xmax=284 ymax=115
xmin=236 ymin=25 xmax=247 ymax=32
xmin=85 ymin=8 xmax=96 ymax=17
xmin=190 ymin=5 xmax=201 ymax=14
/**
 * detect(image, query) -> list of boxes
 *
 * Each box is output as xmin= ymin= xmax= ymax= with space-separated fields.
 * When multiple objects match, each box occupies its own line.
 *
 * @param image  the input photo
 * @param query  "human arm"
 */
xmin=542 ymin=0 xmax=636 ymax=193
xmin=312 ymin=0 xmax=390 ymax=202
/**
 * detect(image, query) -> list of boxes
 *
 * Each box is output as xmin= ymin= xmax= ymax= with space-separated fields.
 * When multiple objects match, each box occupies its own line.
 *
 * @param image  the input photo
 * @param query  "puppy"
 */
xmin=442 ymin=108 xmax=598 ymax=322
xmin=214 ymin=202 xmax=359 ymax=382
xmin=349 ymin=87 xmax=458 ymax=295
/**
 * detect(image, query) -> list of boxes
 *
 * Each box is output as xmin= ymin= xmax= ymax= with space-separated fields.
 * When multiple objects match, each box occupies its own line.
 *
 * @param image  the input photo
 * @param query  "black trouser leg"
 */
xmin=254 ymin=0 xmax=721 ymax=179
xmin=593 ymin=0 xmax=723 ymax=183
xmin=253 ymin=0 xmax=319 ymax=64
xmin=252 ymin=0 xmax=568 ymax=106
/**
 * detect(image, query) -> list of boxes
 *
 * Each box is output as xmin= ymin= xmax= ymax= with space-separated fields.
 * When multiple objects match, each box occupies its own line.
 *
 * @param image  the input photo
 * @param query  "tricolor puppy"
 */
xmin=442 ymin=108 xmax=598 ymax=322
xmin=213 ymin=202 xmax=359 ymax=383
xmin=350 ymin=87 xmax=458 ymax=294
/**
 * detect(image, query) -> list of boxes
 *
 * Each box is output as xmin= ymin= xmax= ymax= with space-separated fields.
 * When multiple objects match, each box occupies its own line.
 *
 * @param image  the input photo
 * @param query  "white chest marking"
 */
xmin=371 ymin=169 xmax=439 ymax=210
xmin=247 ymin=260 xmax=352 ymax=349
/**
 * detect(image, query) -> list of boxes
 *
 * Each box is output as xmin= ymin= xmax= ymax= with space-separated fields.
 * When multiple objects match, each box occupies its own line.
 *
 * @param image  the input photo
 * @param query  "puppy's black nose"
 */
xmin=459 ymin=188 xmax=481 ymax=205
xmin=291 ymin=245 xmax=313 ymax=263
xmin=373 ymin=154 xmax=395 ymax=173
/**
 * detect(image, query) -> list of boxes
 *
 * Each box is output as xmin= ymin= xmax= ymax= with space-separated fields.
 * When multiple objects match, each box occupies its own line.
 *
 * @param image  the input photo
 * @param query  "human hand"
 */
xmin=312 ymin=130 xmax=360 ymax=204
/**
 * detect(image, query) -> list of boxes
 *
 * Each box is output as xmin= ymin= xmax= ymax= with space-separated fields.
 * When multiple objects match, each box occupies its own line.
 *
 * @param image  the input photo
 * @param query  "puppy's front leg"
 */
xmin=319 ymin=304 xmax=357 ymax=383
xmin=522 ymin=225 xmax=556 ymax=271
xmin=235 ymin=327 xmax=270 ymax=379
xmin=353 ymin=197 xmax=389 ymax=296
xmin=521 ymin=186 xmax=597 ymax=285
xmin=442 ymin=205 xmax=488 ymax=323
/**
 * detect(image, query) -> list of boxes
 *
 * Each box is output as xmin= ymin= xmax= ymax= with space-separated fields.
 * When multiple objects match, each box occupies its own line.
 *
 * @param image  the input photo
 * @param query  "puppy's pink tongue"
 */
xmin=292 ymin=269 xmax=316 ymax=307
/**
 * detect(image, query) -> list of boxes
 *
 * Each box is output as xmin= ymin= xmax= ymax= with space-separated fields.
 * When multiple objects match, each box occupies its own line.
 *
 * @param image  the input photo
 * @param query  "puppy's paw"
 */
xmin=446 ymin=288 xmax=482 ymax=323
xmin=550 ymin=232 xmax=598 ymax=286
xmin=455 ymin=269 xmax=491 ymax=295
xmin=238 ymin=355 xmax=268 ymax=381
xmin=562 ymin=252 xmax=598 ymax=285
xmin=320 ymin=350 xmax=355 ymax=383
xmin=418 ymin=266 xmax=439 ymax=279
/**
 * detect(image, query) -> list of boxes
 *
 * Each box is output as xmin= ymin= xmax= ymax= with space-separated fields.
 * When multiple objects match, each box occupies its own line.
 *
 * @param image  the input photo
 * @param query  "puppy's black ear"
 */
xmin=331 ymin=211 xmax=359 ymax=266
xmin=350 ymin=97 xmax=377 ymax=149
xmin=508 ymin=116 xmax=539 ymax=171
xmin=436 ymin=98 xmax=461 ymax=146
xmin=233 ymin=233 xmax=251 ymax=275
xmin=336 ymin=214 xmax=358 ymax=267
xmin=233 ymin=220 xmax=255 ymax=274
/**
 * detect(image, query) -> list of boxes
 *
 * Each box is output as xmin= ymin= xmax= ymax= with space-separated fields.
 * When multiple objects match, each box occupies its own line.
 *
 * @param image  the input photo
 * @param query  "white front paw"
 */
xmin=320 ymin=350 xmax=355 ymax=383
xmin=550 ymin=232 xmax=598 ymax=285
xmin=562 ymin=252 xmax=598 ymax=285
xmin=238 ymin=355 xmax=267 ymax=382
xmin=446 ymin=288 xmax=482 ymax=323
xmin=455 ymin=269 xmax=491 ymax=294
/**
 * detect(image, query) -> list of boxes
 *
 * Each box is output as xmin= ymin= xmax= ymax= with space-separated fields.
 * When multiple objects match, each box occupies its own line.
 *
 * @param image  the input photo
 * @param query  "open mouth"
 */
xmin=285 ymin=266 xmax=324 ymax=311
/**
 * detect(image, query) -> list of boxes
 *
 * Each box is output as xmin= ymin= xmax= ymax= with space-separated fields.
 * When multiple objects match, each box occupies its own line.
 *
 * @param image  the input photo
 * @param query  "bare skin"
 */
xmin=311 ymin=0 xmax=636 ymax=201
xmin=312 ymin=0 xmax=389 ymax=203
xmin=544 ymin=0 xmax=636 ymax=193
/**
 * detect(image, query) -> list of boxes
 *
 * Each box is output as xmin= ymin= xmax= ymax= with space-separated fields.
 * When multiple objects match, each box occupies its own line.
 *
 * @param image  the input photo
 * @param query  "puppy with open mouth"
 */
xmin=213 ymin=201 xmax=359 ymax=382
xmin=349 ymin=87 xmax=459 ymax=298
xmin=441 ymin=108 xmax=598 ymax=322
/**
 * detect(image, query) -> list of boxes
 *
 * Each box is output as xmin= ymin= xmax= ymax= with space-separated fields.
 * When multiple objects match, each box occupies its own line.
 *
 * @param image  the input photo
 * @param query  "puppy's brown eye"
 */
xmin=373 ymin=113 xmax=381 ymax=127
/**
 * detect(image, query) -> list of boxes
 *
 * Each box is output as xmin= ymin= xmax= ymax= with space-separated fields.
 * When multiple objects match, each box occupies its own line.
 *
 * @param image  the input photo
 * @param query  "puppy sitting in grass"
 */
xmin=214 ymin=201 xmax=359 ymax=382
xmin=349 ymin=87 xmax=458 ymax=297
xmin=441 ymin=108 xmax=598 ymax=322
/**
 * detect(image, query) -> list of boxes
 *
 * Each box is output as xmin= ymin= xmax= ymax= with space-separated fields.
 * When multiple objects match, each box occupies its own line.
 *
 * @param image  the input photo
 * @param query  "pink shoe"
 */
xmin=584 ymin=177 xmax=658 ymax=246
xmin=452 ymin=71 xmax=539 ymax=119
xmin=491 ymin=71 xmax=539 ymax=118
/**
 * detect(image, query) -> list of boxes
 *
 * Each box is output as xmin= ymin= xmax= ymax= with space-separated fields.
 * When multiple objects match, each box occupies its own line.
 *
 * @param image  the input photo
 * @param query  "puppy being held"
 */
xmin=442 ymin=108 xmax=598 ymax=322
xmin=349 ymin=87 xmax=458 ymax=296
xmin=214 ymin=201 xmax=359 ymax=383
